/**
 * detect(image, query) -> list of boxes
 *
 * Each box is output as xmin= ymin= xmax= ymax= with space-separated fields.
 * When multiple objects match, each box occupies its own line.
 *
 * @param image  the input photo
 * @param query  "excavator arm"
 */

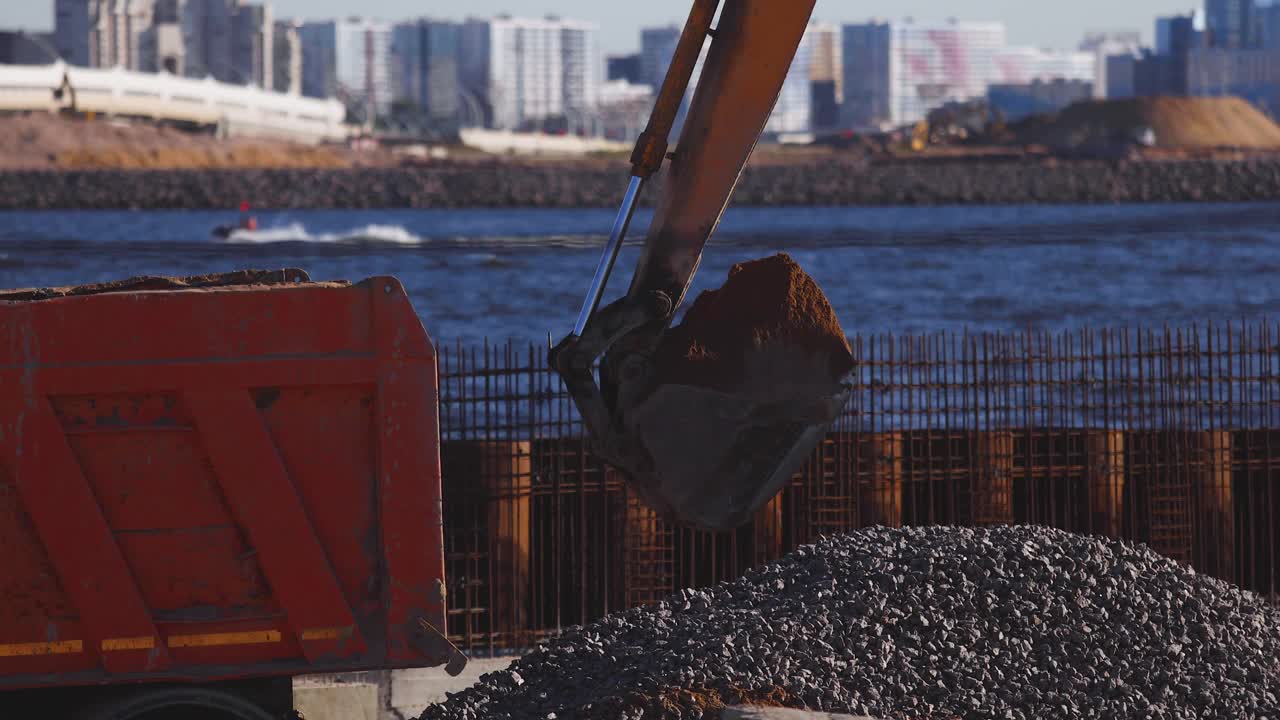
xmin=552 ymin=0 xmax=850 ymax=531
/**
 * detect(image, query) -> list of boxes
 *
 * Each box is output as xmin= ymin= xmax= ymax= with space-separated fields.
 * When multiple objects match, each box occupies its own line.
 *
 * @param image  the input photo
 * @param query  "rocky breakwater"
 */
xmin=4 ymin=156 xmax=1280 ymax=209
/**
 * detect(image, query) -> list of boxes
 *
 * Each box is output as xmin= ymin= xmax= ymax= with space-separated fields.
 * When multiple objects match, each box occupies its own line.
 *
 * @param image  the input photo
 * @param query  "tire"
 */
xmin=78 ymin=687 xmax=279 ymax=720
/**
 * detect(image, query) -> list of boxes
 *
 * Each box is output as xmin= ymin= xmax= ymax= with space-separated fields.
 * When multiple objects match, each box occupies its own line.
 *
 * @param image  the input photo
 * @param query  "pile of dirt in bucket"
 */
xmin=1007 ymin=97 xmax=1280 ymax=151
xmin=652 ymin=253 xmax=853 ymax=392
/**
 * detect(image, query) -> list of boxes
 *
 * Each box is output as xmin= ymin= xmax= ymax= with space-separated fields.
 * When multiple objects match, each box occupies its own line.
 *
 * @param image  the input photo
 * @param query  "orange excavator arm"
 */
xmin=552 ymin=1 xmax=849 ymax=531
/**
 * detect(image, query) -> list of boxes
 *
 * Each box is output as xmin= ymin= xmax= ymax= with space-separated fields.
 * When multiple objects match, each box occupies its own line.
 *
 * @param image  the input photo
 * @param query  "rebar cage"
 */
xmin=437 ymin=323 xmax=1280 ymax=655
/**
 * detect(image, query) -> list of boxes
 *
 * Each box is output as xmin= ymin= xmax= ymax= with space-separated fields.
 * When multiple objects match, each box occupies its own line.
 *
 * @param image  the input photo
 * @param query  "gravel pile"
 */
xmin=422 ymin=526 xmax=1280 ymax=720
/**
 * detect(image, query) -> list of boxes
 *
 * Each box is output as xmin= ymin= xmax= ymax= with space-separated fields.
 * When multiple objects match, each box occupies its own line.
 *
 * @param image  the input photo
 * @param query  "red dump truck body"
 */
xmin=0 ymin=271 xmax=455 ymax=701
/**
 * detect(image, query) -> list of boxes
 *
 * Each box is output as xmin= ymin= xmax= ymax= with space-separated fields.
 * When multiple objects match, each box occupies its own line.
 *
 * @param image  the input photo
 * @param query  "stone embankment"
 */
xmin=4 ymin=157 xmax=1280 ymax=210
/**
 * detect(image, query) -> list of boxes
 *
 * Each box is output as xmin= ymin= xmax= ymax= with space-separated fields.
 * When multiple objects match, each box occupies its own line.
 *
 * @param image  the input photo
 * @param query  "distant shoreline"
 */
xmin=4 ymin=157 xmax=1280 ymax=210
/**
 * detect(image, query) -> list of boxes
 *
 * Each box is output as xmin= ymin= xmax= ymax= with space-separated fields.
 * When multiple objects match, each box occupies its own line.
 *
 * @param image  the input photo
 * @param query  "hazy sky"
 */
xmin=14 ymin=1 xmax=1197 ymax=52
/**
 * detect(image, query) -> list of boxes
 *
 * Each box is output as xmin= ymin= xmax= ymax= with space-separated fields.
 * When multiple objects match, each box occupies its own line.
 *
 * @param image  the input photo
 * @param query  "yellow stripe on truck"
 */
xmin=102 ymin=636 xmax=156 ymax=651
xmin=167 ymin=630 xmax=282 ymax=648
xmin=0 ymin=640 xmax=84 ymax=657
xmin=5 ymin=629 xmax=295 ymax=656
xmin=300 ymin=626 xmax=354 ymax=641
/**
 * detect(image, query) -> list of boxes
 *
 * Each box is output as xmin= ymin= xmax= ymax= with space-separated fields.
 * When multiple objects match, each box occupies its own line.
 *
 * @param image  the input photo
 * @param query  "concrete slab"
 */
xmin=724 ymin=708 xmax=880 ymax=720
xmin=294 ymin=682 xmax=379 ymax=720
xmin=298 ymin=663 xmax=884 ymax=720
xmin=388 ymin=658 xmax=516 ymax=718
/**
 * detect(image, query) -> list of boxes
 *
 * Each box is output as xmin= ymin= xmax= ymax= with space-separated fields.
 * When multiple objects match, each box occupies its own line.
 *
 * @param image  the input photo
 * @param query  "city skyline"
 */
xmin=14 ymin=1 xmax=1202 ymax=53
xmin=12 ymin=1 xmax=1279 ymax=136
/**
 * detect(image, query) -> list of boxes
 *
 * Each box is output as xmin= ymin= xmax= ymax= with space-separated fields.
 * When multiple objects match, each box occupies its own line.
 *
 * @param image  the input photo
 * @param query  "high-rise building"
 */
xmin=607 ymin=53 xmax=642 ymax=84
xmin=152 ymin=0 xmax=183 ymax=74
xmin=1109 ymin=13 xmax=1208 ymax=100
xmin=55 ymin=0 xmax=98 ymax=65
xmin=561 ymin=19 xmax=600 ymax=121
xmin=153 ymin=21 xmax=184 ymax=73
xmin=460 ymin=16 xmax=600 ymax=131
xmin=765 ymin=23 xmax=824 ymax=135
xmin=334 ymin=18 xmax=393 ymax=121
xmin=842 ymin=20 xmax=1007 ymax=130
xmin=1105 ymin=54 xmax=1138 ymax=99
xmin=299 ymin=21 xmax=336 ymax=99
xmin=1260 ymin=3 xmax=1280 ymax=49
xmin=298 ymin=18 xmax=394 ymax=119
xmin=273 ymin=20 xmax=301 ymax=94
xmin=179 ymin=0 xmax=275 ymax=84
xmin=639 ymin=25 xmax=680 ymax=89
xmin=231 ymin=3 xmax=271 ymax=86
xmin=1205 ymin=0 xmax=1259 ymax=49
xmin=841 ymin=23 xmax=892 ymax=130
xmin=391 ymin=19 xmax=461 ymax=131
xmin=182 ymin=0 xmax=236 ymax=80
xmin=807 ymin=22 xmax=843 ymax=132
xmin=1107 ymin=46 xmax=1198 ymax=100
xmin=1188 ymin=46 xmax=1280 ymax=115
xmin=463 ymin=16 xmax=562 ymax=130
xmin=1157 ymin=13 xmax=1204 ymax=56
xmin=1079 ymin=30 xmax=1142 ymax=98
xmin=0 ymin=32 xmax=58 ymax=64
xmin=85 ymin=0 xmax=157 ymax=71
xmin=56 ymin=0 xmax=193 ymax=72
xmin=808 ymin=22 xmax=843 ymax=98
xmin=153 ymin=0 xmax=179 ymax=24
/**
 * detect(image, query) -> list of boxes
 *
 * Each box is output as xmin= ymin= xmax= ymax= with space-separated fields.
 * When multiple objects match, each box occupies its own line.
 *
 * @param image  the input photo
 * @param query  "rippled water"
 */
xmin=0 ymin=203 xmax=1277 ymax=346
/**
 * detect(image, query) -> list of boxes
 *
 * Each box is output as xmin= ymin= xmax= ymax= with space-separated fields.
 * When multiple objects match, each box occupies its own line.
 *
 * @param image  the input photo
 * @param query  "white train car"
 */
xmin=0 ymin=62 xmax=349 ymax=145
xmin=0 ymin=63 xmax=65 ymax=114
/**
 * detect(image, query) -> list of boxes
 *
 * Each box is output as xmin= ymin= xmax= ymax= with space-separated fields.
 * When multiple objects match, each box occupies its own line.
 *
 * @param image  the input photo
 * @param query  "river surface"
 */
xmin=0 ymin=203 xmax=1277 ymax=347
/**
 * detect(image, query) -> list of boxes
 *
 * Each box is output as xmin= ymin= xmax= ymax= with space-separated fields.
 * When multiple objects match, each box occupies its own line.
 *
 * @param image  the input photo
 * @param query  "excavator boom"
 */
xmin=626 ymin=0 xmax=817 ymax=317
xmin=553 ymin=0 xmax=852 ymax=531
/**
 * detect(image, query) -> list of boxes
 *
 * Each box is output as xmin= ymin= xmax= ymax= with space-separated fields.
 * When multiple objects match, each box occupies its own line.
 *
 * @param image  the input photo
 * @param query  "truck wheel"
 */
xmin=79 ymin=687 xmax=278 ymax=720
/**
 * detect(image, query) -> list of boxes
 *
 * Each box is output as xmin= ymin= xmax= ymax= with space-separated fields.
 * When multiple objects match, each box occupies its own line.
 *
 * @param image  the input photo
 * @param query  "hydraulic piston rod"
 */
xmin=572 ymin=175 xmax=644 ymax=337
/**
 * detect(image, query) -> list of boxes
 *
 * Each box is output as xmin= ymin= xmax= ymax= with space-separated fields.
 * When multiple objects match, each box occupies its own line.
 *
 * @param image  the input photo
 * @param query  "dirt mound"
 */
xmin=1009 ymin=96 xmax=1280 ymax=152
xmin=0 ymin=269 xmax=325 ymax=302
xmin=0 ymin=113 xmax=377 ymax=169
xmin=653 ymin=253 xmax=853 ymax=392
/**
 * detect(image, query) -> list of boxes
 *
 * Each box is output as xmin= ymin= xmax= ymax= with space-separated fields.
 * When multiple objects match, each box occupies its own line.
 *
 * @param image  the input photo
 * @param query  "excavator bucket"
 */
xmin=554 ymin=1 xmax=848 ymax=532
xmin=616 ymin=254 xmax=853 ymax=531
xmin=626 ymin=368 xmax=851 ymax=531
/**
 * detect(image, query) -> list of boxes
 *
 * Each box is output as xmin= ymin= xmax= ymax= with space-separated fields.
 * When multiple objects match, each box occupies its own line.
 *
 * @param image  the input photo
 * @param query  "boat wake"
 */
xmin=223 ymin=223 xmax=425 ymax=245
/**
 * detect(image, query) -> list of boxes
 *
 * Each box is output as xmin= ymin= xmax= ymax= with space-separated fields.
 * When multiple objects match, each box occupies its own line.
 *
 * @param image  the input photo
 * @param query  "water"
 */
xmin=0 ymin=203 xmax=1277 ymax=347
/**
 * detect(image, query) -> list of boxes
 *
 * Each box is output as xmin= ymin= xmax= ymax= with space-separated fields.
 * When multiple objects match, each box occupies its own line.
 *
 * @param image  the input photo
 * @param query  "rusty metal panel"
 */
xmin=0 ymin=274 xmax=449 ymax=691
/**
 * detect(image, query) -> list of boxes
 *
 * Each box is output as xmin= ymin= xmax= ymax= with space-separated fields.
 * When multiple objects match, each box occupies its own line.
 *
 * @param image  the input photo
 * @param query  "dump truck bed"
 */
xmin=0 ymin=270 xmax=454 ymax=691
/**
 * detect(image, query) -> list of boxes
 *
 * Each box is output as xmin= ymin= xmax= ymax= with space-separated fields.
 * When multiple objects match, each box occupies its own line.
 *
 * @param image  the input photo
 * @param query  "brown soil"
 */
xmin=0 ymin=113 xmax=396 ymax=169
xmin=653 ymin=253 xmax=853 ymax=392
xmin=1007 ymin=96 xmax=1280 ymax=151
xmin=0 ymin=268 xmax=332 ymax=302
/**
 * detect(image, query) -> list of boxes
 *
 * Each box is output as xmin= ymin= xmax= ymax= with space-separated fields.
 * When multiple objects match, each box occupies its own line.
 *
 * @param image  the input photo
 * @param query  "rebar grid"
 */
xmin=436 ymin=325 xmax=1280 ymax=654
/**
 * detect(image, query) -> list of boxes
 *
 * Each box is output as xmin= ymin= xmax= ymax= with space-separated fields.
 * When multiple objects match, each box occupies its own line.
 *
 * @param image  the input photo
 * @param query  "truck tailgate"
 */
xmin=0 ymin=271 xmax=455 ymax=689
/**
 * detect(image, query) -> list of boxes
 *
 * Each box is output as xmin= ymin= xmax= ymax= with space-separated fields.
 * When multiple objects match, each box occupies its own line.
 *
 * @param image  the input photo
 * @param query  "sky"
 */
xmin=13 ymin=1 xmax=1198 ymax=53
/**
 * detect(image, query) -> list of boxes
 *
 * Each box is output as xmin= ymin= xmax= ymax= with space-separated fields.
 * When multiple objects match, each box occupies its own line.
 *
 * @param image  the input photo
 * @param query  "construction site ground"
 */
xmin=292 ymin=664 xmax=877 ymax=720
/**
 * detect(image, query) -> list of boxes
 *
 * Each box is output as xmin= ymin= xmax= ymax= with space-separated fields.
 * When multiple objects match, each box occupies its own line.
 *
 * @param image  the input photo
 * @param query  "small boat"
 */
xmin=213 ymin=201 xmax=258 ymax=239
